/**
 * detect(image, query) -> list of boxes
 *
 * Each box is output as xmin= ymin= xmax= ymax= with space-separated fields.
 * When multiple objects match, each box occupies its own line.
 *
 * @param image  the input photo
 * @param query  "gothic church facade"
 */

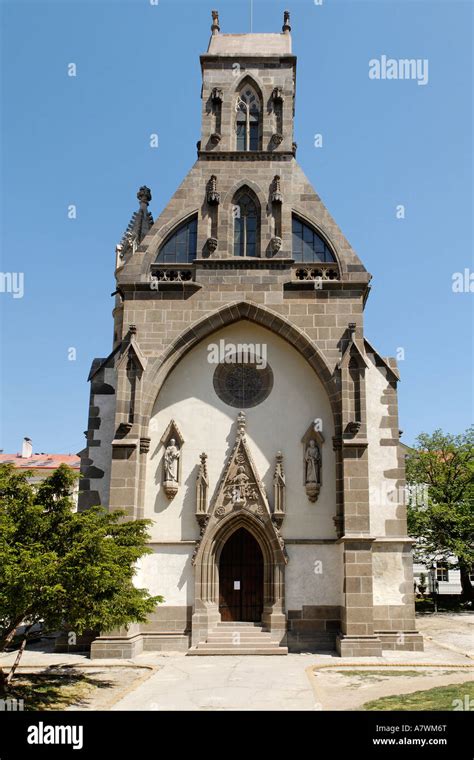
xmin=79 ymin=11 xmax=422 ymax=657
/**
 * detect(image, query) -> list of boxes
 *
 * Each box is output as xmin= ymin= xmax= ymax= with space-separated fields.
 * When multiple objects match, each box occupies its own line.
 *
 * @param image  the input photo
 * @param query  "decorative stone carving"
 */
xmin=207 ymin=175 xmax=220 ymax=205
xmin=206 ymin=237 xmax=218 ymax=253
xmin=119 ymin=186 xmax=154 ymax=255
xmin=191 ymin=412 xmax=288 ymax=568
xmin=271 ymin=236 xmax=282 ymax=254
xmin=272 ymin=87 xmax=283 ymax=103
xmin=274 ymin=525 xmax=286 ymax=552
xmin=271 ymin=175 xmax=283 ymax=204
xmin=210 ymin=132 xmax=221 ymax=145
xmin=272 ymin=133 xmax=284 ymax=147
xmin=273 ymin=451 xmax=286 ymax=527
xmin=163 ymin=439 xmax=180 ymax=498
xmin=207 ymin=411 xmax=269 ymax=522
xmin=294 ymin=266 xmax=339 ymax=282
xmin=137 ymin=186 xmax=152 ymax=205
xmin=140 ymin=437 xmax=151 ymax=454
xmin=346 ymin=421 xmax=362 ymax=436
xmin=211 ymin=87 xmax=223 ymax=104
xmin=160 ymin=420 xmax=185 ymax=500
xmin=211 ymin=9 xmax=220 ymax=34
xmin=301 ymin=422 xmax=324 ymax=503
xmin=282 ymin=10 xmax=291 ymax=33
xmin=191 ymin=514 xmax=210 ymax=564
xmin=195 ymin=452 xmax=209 ymax=525
xmin=305 ymin=440 xmax=321 ymax=502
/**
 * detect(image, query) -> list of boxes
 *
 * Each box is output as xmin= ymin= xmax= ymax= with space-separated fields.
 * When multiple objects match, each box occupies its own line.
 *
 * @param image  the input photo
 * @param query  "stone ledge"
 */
xmin=336 ymin=634 xmax=383 ymax=658
xmin=376 ymin=631 xmax=424 ymax=652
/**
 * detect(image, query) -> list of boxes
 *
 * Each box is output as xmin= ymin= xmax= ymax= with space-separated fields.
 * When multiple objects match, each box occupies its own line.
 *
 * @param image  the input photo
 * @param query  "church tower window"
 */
xmin=156 ymin=215 xmax=198 ymax=263
xmin=292 ymin=215 xmax=336 ymax=263
xmin=236 ymin=83 xmax=261 ymax=151
xmin=233 ymin=190 xmax=260 ymax=257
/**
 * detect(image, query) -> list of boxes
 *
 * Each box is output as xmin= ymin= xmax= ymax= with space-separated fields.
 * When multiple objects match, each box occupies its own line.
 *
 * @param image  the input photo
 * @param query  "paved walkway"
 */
xmin=112 ymin=653 xmax=319 ymax=711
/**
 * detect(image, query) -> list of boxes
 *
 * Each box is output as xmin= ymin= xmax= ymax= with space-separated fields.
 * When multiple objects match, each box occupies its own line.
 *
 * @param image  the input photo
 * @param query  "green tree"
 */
xmin=0 ymin=464 xmax=162 ymax=693
xmin=406 ymin=428 xmax=474 ymax=604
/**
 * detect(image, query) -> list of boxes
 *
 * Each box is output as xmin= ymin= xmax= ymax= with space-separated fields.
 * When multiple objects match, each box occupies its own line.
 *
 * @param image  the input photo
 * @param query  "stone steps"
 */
xmin=188 ymin=622 xmax=288 ymax=656
xmin=188 ymin=647 xmax=288 ymax=655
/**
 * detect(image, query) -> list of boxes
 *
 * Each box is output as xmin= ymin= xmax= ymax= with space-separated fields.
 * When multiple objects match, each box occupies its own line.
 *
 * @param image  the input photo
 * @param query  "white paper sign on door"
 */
xmin=234 ymin=581 xmax=241 ymax=590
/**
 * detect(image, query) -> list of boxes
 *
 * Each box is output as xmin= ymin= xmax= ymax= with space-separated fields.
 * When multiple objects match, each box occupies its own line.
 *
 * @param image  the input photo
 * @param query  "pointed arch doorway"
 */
xmin=219 ymin=528 xmax=264 ymax=622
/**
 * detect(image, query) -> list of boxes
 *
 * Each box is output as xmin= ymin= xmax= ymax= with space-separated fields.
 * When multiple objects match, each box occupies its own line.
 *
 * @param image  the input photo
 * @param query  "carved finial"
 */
xmin=273 ymin=451 xmax=286 ymax=526
xmin=207 ymin=175 xmax=220 ymax=205
xmin=348 ymin=322 xmax=357 ymax=338
xmin=120 ymin=186 xmax=154 ymax=253
xmin=211 ymin=9 xmax=220 ymax=35
xmin=196 ymin=452 xmax=209 ymax=524
xmin=129 ymin=324 xmax=137 ymax=335
xmin=237 ymin=411 xmax=246 ymax=436
xmin=137 ymin=186 xmax=152 ymax=205
xmin=282 ymin=10 xmax=291 ymax=33
xmin=271 ymin=175 xmax=283 ymax=204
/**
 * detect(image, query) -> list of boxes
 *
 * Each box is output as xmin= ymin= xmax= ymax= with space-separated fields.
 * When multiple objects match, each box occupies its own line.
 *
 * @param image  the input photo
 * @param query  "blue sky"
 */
xmin=0 ymin=0 xmax=472 ymax=455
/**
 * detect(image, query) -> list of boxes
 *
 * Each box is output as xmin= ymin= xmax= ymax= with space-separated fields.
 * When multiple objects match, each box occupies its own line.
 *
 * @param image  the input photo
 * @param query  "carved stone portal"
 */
xmin=192 ymin=411 xmax=287 ymax=560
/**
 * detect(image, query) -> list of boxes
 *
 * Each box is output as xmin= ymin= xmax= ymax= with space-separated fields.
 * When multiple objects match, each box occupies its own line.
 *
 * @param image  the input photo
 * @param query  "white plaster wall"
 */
xmin=144 ymin=322 xmax=337 ymax=542
xmin=134 ymin=546 xmax=194 ymax=606
xmin=372 ymin=547 xmax=406 ymax=605
xmin=285 ymin=545 xmax=343 ymax=609
xmin=366 ymin=357 xmax=400 ymax=536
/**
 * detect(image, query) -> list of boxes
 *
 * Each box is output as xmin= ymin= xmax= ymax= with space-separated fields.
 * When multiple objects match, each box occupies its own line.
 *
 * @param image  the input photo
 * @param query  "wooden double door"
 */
xmin=218 ymin=528 xmax=264 ymax=622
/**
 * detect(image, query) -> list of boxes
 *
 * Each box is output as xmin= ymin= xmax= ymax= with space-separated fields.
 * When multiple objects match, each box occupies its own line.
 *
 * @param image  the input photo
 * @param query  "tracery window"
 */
xmin=292 ymin=216 xmax=336 ymax=263
xmin=156 ymin=216 xmax=198 ymax=263
xmin=236 ymin=84 xmax=261 ymax=151
xmin=233 ymin=191 xmax=260 ymax=257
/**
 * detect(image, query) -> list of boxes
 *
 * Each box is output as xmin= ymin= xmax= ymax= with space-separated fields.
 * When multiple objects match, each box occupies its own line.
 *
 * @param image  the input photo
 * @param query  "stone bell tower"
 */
xmin=79 ymin=10 xmax=422 ymax=658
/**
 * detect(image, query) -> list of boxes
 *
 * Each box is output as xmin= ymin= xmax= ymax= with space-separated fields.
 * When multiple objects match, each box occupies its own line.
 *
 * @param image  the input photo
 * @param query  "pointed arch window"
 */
xmin=156 ymin=215 xmax=198 ymax=264
xmin=292 ymin=215 xmax=336 ymax=264
xmin=236 ymin=84 xmax=261 ymax=151
xmin=233 ymin=191 xmax=260 ymax=257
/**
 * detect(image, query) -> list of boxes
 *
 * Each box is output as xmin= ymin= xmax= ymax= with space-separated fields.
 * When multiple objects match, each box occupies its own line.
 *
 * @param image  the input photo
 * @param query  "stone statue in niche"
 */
xmin=164 ymin=439 xmax=180 ymax=481
xmin=305 ymin=440 xmax=321 ymax=484
xmin=304 ymin=439 xmax=321 ymax=503
xmin=163 ymin=438 xmax=180 ymax=498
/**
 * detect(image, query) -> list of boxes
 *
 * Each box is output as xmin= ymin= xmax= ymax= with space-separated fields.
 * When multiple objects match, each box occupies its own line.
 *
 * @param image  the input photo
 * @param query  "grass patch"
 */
xmin=362 ymin=681 xmax=474 ymax=711
xmin=4 ymin=667 xmax=113 ymax=710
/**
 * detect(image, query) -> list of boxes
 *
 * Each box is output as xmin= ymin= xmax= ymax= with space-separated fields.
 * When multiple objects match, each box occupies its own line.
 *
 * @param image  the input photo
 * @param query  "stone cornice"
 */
xmin=198 ymin=151 xmax=294 ymax=161
xmin=194 ymin=257 xmax=293 ymax=269
xmin=200 ymin=54 xmax=297 ymax=65
xmin=284 ymin=280 xmax=371 ymax=292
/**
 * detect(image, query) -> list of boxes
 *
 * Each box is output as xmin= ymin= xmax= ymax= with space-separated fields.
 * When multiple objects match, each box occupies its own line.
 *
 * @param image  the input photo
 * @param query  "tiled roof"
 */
xmin=0 ymin=454 xmax=80 ymax=470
